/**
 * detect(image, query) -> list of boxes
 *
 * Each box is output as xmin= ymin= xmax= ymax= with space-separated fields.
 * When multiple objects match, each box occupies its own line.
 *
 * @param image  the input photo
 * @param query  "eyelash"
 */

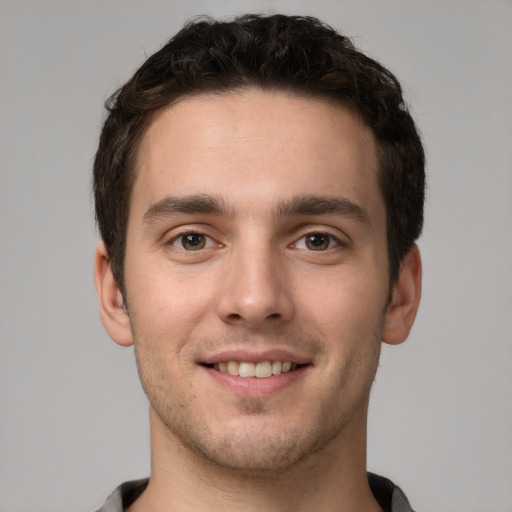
xmin=165 ymin=229 xmax=345 ymax=253
xmin=166 ymin=231 xmax=217 ymax=251
xmin=292 ymin=232 xmax=344 ymax=251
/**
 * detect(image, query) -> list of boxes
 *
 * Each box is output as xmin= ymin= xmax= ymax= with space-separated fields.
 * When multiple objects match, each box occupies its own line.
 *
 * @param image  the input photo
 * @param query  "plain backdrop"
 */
xmin=1 ymin=1 xmax=511 ymax=511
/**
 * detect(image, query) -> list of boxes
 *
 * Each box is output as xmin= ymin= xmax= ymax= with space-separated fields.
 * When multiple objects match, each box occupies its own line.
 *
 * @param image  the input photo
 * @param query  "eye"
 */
xmin=171 ymin=232 xmax=214 ymax=251
xmin=295 ymin=233 xmax=339 ymax=251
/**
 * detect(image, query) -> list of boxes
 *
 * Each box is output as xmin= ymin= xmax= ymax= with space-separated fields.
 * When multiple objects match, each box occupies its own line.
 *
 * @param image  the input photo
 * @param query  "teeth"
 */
xmin=238 ymin=362 xmax=255 ymax=377
xmin=215 ymin=360 xmax=298 ymax=378
xmin=271 ymin=361 xmax=282 ymax=375
xmin=255 ymin=361 xmax=272 ymax=378
xmin=227 ymin=361 xmax=239 ymax=376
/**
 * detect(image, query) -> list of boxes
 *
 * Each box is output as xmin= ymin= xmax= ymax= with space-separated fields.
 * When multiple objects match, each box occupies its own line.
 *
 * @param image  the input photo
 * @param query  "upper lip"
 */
xmin=199 ymin=348 xmax=312 ymax=365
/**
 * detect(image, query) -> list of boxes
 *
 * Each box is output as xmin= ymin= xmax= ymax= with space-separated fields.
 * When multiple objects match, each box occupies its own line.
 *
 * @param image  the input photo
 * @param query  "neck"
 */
xmin=127 ymin=408 xmax=383 ymax=512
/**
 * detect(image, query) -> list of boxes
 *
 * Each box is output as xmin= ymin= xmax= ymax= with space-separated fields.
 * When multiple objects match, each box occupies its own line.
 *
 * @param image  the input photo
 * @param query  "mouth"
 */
xmin=202 ymin=360 xmax=307 ymax=379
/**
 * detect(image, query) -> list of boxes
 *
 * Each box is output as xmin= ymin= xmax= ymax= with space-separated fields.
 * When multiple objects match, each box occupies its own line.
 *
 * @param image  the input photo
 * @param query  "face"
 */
xmin=118 ymin=90 xmax=395 ymax=472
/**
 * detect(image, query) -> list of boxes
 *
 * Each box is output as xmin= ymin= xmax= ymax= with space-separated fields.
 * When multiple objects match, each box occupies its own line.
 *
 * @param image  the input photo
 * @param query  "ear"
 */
xmin=94 ymin=241 xmax=133 ymax=347
xmin=382 ymin=244 xmax=422 ymax=345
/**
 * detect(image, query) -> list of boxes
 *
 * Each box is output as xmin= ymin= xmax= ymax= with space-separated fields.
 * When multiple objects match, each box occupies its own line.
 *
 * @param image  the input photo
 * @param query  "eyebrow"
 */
xmin=275 ymin=195 xmax=372 ymax=228
xmin=142 ymin=194 xmax=234 ymax=225
xmin=142 ymin=193 xmax=371 ymax=228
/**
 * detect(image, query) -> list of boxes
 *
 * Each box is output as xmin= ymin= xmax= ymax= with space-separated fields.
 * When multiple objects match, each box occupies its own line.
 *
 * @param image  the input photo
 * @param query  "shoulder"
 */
xmin=368 ymin=473 xmax=417 ymax=512
xmin=95 ymin=479 xmax=149 ymax=512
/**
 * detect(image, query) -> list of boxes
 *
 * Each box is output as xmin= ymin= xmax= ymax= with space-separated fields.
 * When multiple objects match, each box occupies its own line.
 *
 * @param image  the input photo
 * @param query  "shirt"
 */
xmin=96 ymin=473 xmax=416 ymax=511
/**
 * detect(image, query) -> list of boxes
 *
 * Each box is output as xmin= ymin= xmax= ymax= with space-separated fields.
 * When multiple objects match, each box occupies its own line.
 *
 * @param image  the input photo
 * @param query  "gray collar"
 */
xmin=96 ymin=473 xmax=415 ymax=512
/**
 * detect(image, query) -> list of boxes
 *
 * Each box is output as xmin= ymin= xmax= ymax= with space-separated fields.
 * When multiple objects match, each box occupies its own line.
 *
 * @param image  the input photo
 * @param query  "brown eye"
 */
xmin=304 ymin=233 xmax=332 ymax=251
xmin=180 ymin=233 xmax=206 ymax=250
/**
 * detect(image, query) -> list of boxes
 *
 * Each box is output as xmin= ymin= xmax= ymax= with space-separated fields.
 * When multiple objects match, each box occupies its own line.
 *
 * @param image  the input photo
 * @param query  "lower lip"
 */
xmin=202 ymin=365 xmax=309 ymax=397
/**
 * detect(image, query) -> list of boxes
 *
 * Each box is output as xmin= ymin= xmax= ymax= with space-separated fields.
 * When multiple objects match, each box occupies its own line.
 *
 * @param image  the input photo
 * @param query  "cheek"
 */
xmin=300 ymin=266 xmax=388 ymax=331
xmin=126 ymin=259 xmax=219 ymax=335
xmin=297 ymin=265 xmax=387 ymax=382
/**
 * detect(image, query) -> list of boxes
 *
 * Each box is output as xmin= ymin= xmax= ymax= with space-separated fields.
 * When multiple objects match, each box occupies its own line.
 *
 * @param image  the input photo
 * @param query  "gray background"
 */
xmin=1 ymin=1 xmax=511 ymax=511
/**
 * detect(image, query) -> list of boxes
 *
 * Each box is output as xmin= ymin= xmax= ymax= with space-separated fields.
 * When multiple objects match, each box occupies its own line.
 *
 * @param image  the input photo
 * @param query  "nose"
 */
xmin=216 ymin=245 xmax=295 ymax=329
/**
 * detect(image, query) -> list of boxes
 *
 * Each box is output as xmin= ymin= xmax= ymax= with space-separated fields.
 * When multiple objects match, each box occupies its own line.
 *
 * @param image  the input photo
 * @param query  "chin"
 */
xmin=158 ymin=405 xmax=347 ymax=476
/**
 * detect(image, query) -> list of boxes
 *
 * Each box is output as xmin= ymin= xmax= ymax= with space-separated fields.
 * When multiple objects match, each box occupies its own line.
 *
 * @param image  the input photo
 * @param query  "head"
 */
xmin=93 ymin=14 xmax=425 ymax=299
xmin=93 ymin=14 xmax=424 ymax=476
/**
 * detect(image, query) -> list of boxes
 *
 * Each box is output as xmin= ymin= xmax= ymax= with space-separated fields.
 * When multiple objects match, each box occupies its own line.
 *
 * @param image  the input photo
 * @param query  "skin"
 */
xmin=95 ymin=89 xmax=422 ymax=512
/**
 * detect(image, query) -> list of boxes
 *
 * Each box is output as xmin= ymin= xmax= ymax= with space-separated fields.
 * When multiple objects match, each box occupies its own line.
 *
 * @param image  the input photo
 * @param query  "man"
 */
xmin=93 ymin=14 xmax=424 ymax=512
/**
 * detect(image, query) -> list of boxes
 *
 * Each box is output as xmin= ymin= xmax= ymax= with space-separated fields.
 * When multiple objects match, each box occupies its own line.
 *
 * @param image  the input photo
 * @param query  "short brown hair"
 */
xmin=94 ymin=14 xmax=425 ymax=296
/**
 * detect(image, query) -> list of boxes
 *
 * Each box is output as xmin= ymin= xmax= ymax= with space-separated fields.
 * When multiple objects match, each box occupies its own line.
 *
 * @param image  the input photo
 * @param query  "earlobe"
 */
xmin=382 ymin=244 xmax=422 ymax=345
xmin=94 ymin=241 xmax=134 ymax=347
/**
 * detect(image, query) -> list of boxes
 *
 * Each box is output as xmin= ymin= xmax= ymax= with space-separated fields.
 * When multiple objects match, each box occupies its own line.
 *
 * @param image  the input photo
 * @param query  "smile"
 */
xmin=209 ymin=360 xmax=300 ymax=378
xmin=200 ymin=354 xmax=310 ymax=396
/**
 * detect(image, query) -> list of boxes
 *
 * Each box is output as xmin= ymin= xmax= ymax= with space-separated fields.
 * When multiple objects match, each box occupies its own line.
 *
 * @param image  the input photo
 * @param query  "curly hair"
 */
xmin=94 ymin=14 xmax=425 ymax=297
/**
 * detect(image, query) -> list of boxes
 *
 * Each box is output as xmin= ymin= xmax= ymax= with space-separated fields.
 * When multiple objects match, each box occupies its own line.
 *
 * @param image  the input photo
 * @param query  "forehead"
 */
xmin=133 ymin=89 xmax=382 ymax=220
